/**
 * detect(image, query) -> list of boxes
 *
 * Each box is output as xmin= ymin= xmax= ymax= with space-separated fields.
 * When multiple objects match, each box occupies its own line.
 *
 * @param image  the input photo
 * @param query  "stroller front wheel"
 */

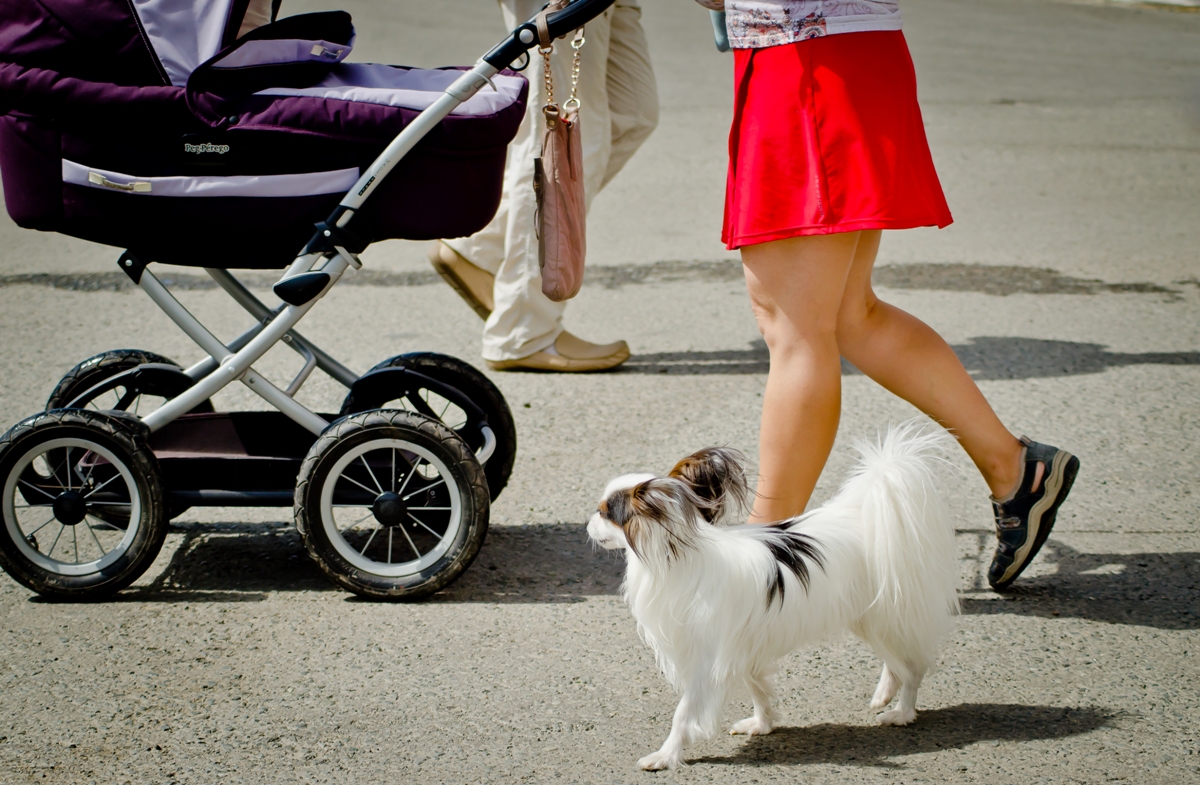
xmin=0 ymin=410 xmax=169 ymax=599
xmin=294 ymin=410 xmax=489 ymax=600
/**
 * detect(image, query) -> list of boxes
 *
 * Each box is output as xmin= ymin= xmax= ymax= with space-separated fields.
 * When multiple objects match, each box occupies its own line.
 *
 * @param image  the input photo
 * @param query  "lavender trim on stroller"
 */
xmin=0 ymin=0 xmax=616 ymax=601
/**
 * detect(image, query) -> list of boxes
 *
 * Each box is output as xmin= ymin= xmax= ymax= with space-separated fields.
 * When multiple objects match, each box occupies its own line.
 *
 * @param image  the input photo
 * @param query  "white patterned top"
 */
xmin=725 ymin=0 xmax=902 ymax=48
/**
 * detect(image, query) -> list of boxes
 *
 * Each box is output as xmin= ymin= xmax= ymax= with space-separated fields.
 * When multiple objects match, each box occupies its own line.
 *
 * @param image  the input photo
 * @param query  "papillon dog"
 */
xmin=587 ymin=421 xmax=960 ymax=770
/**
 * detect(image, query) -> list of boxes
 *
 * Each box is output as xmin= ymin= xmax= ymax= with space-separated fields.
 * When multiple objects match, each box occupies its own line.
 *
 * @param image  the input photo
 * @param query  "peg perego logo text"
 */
xmin=183 ymin=142 xmax=230 ymax=154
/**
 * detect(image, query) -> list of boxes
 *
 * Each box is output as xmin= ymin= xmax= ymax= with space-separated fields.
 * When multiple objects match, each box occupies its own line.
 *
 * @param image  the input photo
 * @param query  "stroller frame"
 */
xmin=0 ymin=0 xmax=616 ymax=600
xmin=132 ymin=0 xmax=610 ymax=442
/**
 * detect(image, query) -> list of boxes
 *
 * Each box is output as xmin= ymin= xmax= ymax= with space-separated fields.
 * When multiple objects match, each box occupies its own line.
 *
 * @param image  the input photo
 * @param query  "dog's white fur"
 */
xmin=587 ymin=421 xmax=960 ymax=770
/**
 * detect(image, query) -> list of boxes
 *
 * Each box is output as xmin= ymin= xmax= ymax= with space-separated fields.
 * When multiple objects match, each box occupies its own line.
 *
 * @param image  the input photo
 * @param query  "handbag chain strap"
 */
xmin=537 ymin=0 xmax=586 ymax=127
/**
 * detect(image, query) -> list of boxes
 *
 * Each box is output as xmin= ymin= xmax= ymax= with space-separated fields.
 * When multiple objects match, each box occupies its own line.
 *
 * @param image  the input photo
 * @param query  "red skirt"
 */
xmin=723 ymin=31 xmax=953 ymax=250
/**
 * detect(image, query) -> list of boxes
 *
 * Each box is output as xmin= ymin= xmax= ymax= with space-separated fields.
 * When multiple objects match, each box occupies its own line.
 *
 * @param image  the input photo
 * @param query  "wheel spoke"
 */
xmin=17 ymin=480 xmax=57 ymax=501
xmin=339 ymin=510 xmax=375 ymax=533
xmin=63 ymin=448 xmax=72 ymax=491
xmin=403 ymin=478 xmax=443 ymax=501
xmin=395 ymin=458 xmax=424 ymax=497
xmin=391 ymin=450 xmax=396 ymax=494
xmin=46 ymin=524 xmax=65 ymax=558
xmin=359 ymin=456 xmax=384 ymax=495
xmin=82 ymin=450 xmax=98 ymax=487
xmin=85 ymin=502 xmax=131 ymax=507
xmin=407 ymin=512 xmax=444 ymax=540
xmin=72 ymin=523 xmax=79 ymax=563
xmin=387 ymin=527 xmax=394 ymax=564
xmin=338 ymin=473 xmax=378 ymax=497
xmin=24 ymin=515 xmax=58 ymax=538
xmin=83 ymin=474 xmax=121 ymax=499
xmin=13 ymin=502 xmax=53 ymax=510
xmin=408 ymin=506 xmax=451 ymax=511
xmin=397 ymin=522 xmax=422 ymax=559
xmin=357 ymin=526 xmax=380 ymax=556
xmin=84 ymin=520 xmax=109 ymax=557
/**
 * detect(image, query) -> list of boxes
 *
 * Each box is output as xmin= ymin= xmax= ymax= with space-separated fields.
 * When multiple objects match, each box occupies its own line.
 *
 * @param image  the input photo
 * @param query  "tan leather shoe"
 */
xmin=428 ymin=241 xmax=494 ymax=320
xmin=487 ymin=331 xmax=631 ymax=372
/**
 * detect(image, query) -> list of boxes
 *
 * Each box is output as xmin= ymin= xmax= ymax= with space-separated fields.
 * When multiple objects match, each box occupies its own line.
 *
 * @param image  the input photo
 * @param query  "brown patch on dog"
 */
xmin=669 ymin=447 xmax=745 ymax=522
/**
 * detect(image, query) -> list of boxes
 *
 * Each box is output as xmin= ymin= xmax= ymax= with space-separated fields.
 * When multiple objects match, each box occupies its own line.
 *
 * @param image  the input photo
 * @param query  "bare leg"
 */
xmin=835 ymin=231 xmax=1024 ymax=497
xmin=741 ymin=232 xmax=862 ymax=522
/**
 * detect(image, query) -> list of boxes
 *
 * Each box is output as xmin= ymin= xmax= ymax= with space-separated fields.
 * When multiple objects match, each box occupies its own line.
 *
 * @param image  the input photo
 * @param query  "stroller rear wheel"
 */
xmin=295 ymin=410 xmax=489 ymax=600
xmin=48 ymin=349 xmax=212 ymax=521
xmin=47 ymin=349 xmax=215 ymax=416
xmin=0 ymin=410 xmax=169 ymax=599
xmin=340 ymin=352 xmax=516 ymax=500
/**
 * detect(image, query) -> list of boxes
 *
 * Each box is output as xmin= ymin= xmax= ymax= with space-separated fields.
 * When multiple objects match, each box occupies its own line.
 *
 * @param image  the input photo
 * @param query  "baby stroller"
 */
xmin=0 ymin=0 xmax=613 ymax=600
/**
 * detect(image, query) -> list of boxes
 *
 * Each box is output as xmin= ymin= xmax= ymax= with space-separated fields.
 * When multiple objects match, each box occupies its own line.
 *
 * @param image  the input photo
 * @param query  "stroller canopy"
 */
xmin=0 ymin=0 xmax=529 ymax=268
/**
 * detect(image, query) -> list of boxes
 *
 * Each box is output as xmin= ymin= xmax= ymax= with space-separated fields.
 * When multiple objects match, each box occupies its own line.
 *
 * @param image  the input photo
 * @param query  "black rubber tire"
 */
xmin=295 ymin=410 xmax=489 ymax=601
xmin=339 ymin=352 xmax=516 ymax=501
xmin=0 ymin=410 xmax=169 ymax=600
xmin=47 ymin=349 xmax=214 ymax=414
xmin=47 ymin=349 xmax=210 ymax=521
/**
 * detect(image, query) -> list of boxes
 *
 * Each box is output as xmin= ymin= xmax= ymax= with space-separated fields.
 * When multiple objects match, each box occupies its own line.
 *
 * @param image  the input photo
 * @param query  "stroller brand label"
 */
xmin=184 ymin=142 xmax=231 ymax=155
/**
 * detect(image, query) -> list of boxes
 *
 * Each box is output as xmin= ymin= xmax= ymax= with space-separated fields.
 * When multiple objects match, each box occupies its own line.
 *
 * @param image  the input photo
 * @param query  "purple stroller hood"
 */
xmin=0 ymin=0 xmax=528 ymax=268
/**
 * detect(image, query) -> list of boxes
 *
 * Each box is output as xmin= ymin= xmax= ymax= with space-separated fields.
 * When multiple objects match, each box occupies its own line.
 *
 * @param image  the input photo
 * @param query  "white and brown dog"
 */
xmin=588 ymin=421 xmax=961 ymax=770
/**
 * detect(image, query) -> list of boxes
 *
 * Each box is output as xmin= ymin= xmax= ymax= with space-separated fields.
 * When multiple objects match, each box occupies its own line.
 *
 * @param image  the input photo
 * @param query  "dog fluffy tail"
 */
xmin=838 ymin=419 xmax=960 ymax=671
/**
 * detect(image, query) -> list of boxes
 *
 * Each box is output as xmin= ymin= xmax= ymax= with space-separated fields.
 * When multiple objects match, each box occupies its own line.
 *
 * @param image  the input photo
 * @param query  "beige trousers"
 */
xmin=444 ymin=0 xmax=658 ymax=361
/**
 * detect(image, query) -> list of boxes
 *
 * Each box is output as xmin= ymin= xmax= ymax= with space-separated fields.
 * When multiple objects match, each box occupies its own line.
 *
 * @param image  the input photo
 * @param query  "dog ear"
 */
xmin=603 ymin=479 xmax=701 ymax=561
xmin=668 ymin=447 xmax=749 ymax=522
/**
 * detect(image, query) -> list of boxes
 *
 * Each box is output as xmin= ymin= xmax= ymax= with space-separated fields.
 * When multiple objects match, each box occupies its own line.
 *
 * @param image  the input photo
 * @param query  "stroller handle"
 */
xmin=307 ymin=0 xmax=619 ymax=250
xmin=484 ymin=0 xmax=619 ymax=70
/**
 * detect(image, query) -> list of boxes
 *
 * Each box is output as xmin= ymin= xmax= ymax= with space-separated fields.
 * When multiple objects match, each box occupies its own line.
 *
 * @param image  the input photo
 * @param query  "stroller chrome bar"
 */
xmin=138 ymin=254 xmax=353 ymax=436
xmin=138 ymin=272 xmax=234 ymax=364
xmin=284 ymin=342 xmax=318 ymax=397
xmin=202 ymin=268 xmax=359 ymax=388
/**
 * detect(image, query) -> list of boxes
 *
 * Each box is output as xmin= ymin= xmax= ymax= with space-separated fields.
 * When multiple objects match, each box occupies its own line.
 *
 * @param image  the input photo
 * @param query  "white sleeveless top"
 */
xmin=726 ymin=0 xmax=902 ymax=48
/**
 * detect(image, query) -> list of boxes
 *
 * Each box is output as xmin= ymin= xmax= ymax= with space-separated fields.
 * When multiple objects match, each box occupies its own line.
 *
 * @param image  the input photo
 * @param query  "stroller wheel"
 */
xmin=47 ymin=349 xmax=215 ymax=416
xmin=295 ymin=410 xmax=489 ymax=600
xmin=0 ymin=410 xmax=169 ymax=599
xmin=48 ymin=349 xmax=212 ymax=521
xmin=339 ymin=352 xmax=516 ymax=501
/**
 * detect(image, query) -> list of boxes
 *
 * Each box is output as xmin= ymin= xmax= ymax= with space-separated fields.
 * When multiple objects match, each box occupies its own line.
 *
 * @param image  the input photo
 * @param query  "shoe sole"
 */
xmin=430 ymin=256 xmax=492 ymax=321
xmin=991 ymin=450 xmax=1080 ymax=590
xmin=486 ymin=347 xmax=631 ymax=373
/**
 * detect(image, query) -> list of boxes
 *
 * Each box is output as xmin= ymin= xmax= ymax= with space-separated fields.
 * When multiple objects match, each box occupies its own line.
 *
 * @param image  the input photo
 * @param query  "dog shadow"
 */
xmin=48 ymin=521 xmax=620 ymax=604
xmin=963 ymin=540 xmax=1200 ymax=630
xmin=692 ymin=703 xmax=1114 ymax=768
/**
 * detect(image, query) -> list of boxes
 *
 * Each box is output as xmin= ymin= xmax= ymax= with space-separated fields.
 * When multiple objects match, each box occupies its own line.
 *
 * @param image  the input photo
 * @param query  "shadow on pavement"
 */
xmin=75 ymin=522 xmax=621 ymax=603
xmin=692 ymin=703 xmax=1114 ymax=768
xmin=623 ymin=337 xmax=1200 ymax=379
xmin=963 ymin=540 xmax=1200 ymax=630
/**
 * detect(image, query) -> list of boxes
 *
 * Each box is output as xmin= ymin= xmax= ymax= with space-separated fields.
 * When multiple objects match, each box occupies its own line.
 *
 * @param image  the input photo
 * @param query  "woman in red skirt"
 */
xmin=699 ymin=0 xmax=1080 ymax=590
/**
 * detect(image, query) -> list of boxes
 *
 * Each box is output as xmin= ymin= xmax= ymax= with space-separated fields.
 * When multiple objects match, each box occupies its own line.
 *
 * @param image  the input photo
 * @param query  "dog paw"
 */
xmin=876 ymin=707 xmax=917 ymax=726
xmin=638 ymin=749 xmax=681 ymax=771
xmin=729 ymin=716 xmax=773 ymax=736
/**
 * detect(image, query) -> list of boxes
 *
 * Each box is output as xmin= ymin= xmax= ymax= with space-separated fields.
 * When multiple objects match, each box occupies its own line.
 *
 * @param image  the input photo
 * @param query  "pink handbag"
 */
xmin=534 ymin=7 xmax=586 ymax=302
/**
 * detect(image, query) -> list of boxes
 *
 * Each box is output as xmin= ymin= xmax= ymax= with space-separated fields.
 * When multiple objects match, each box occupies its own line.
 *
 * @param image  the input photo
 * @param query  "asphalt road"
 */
xmin=1 ymin=0 xmax=1198 ymax=783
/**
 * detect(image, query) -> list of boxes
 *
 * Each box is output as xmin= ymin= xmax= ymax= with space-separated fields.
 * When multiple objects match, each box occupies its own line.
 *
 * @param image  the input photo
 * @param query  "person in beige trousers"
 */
xmin=430 ymin=0 xmax=658 ymax=371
